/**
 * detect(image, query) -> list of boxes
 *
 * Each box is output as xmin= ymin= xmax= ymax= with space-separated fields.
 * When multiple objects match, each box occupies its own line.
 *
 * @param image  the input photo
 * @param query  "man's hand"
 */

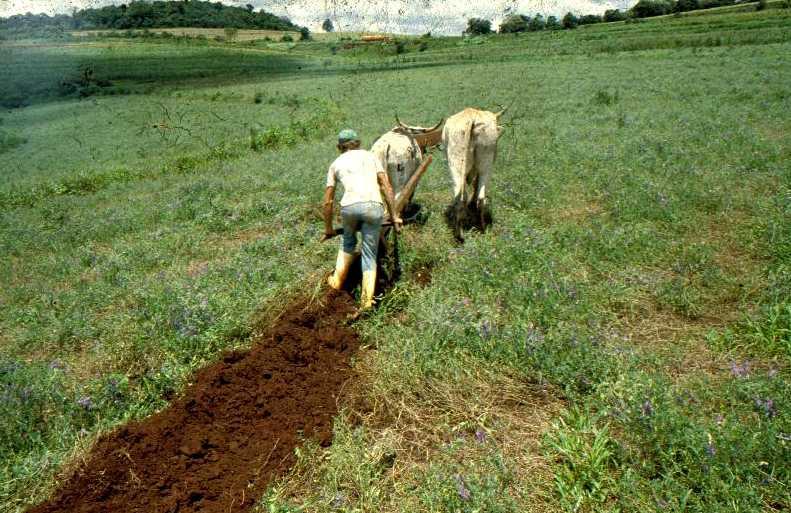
xmin=320 ymin=230 xmax=335 ymax=243
xmin=393 ymin=217 xmax=403 ymax=233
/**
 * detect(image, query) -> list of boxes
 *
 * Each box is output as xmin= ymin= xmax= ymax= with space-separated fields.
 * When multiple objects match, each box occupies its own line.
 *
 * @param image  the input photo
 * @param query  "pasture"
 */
xmin=71 ymin=27 xmax=301 ymax=41
xmin=1 ymin=7 xmax=790 ymax=512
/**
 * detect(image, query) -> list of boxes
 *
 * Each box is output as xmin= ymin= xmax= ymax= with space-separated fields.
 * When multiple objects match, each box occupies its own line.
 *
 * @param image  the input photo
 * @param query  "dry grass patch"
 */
xmin=267 ymin=351 xmax=565 ymax=512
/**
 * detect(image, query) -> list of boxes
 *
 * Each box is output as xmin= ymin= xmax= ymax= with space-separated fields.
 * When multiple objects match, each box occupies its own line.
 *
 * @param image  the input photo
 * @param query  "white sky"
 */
xmin=1 ymin=0 xmax=634 ymax=34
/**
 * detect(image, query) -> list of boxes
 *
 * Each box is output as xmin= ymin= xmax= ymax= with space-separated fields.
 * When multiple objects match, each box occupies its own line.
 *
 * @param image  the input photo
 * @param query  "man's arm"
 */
xmin=321 ymin=185 xmax=336 ymax=241
xmin=377 ymin=172 xmax=402 ymax=232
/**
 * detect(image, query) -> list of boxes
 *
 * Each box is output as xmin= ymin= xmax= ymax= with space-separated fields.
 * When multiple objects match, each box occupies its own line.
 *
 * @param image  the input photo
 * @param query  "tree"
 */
xmin=603 ymin=9 xmax=627 ymax=21
xmin=630 ymin=0 xmax=673 ymax=17
xmin=546 ymin=15 xmax=561 ymax=29
xmin=465 ymin=17 xmax=492 ymax=35
xmin=561 ymin=12 xmax=578 ymax=29
xmin=579 ymin=14 xmax=602 ymax=25
xmin=322 ymin=18 xmax=334 ymax=32
xmin=499 ymin=14 xmax=527 ymax=33
xmin=528 ymin=14 xmax=546 ymax=31
xmin=299 ymin=26 xmax=310 ymax=40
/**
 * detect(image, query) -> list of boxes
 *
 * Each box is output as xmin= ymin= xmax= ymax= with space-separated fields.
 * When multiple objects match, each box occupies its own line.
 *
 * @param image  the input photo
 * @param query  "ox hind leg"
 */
xmin=473 ymin=144 xmax=496 ymax=232
xmin=446 ymin=171 xmax=467 ymax=243
xmin=444 ymin=158 xmax=466 ymax=243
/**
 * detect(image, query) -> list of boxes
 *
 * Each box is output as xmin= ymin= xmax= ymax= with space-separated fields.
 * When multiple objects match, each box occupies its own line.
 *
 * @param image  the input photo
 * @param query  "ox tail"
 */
xmin=459 ymin=119 xmax=475 ymax=206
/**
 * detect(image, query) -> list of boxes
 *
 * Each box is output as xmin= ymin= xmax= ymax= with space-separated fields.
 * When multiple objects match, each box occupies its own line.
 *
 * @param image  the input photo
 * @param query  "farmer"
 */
xmin=321 ymin=128 xmax=403 ymax=309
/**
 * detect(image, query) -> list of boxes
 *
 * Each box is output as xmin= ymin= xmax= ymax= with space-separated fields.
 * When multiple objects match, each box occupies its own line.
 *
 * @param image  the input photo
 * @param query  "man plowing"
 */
xmin=321 ymin=129 xmax=403 ymax=310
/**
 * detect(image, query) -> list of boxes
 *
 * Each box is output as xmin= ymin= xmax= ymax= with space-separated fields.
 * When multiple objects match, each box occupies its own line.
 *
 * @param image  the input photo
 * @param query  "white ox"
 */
xmin=442 ymin=107 xmax=504 ymax=241
xmin=370 ymin=118 xmax=444 ymax=206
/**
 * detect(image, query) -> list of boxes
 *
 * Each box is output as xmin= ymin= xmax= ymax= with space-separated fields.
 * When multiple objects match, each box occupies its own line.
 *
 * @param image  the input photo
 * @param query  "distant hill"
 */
xmin=0 ymin=0 xmax=304 ymax=33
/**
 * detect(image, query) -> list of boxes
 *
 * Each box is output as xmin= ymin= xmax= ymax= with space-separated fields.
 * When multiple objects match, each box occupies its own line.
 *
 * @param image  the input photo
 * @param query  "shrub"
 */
xmin=395 ymin=40 xmax=406 ymax=54
xmin=281 ymin=33 xmax=293 ymax=42
xmin=562 ymin=12 xmax=579 ymax=29
xmin=465 ymin=18 xmax=492 ymax=35
xmin=592 ymin=89 xmax=620 ymax=105
xmin=499 ymin=14 xmax=528 ymax=33
xmin=223 ymin=27 xmax=238 ymax=41
xmin=0 ymin=129 xmax=27 ymax=154
xmin=299 ymin=27 xmax=310 ymax=41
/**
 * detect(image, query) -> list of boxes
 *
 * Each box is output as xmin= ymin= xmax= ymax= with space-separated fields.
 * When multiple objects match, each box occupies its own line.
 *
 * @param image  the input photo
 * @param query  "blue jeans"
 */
xmin=340 ymin=201 xmax=384 ymax=272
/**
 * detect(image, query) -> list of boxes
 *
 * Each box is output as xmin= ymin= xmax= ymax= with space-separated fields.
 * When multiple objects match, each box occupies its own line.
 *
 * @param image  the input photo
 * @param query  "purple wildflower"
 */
xmin=767 ymin=367 xmax=778 ymax=378
xmin=479 ymin=320 xmax=493 ymax=339
xmin=77 ymin=396 xmax=93 ymax=410
xmin=705 ymin=442 xmax=716 ymax=458
xmin=525 ymin=324 xmax=544 ymax=344
xmin=730 ymin=360 xmax=750 ymax=378
xmin=331 ymin=492 xmax=345 ymax=508
xmin=475 ymin=428 xmax=486 ymax=444
xmin=641 ymin=400 xmax=653 ymax=417
xmin=49 ymin=360 xmax=65 ymax=371
xmin=454 ymin=475 xmax=471 ymax=501
xmin=754 ymin=398 xmax=777 ymax=419
xmin=714 ymin=414 xmax=724 ymax=426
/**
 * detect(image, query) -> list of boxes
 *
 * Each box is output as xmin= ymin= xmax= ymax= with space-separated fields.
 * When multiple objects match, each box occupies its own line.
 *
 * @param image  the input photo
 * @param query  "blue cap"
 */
xmin=338 ymin=128 xmax=359 ymax=143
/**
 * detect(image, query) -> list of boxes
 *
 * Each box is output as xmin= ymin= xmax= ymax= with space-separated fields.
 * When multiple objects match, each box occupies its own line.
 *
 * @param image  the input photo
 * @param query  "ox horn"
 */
xmin=426 ymin=118 xmax=444 ymax=132
xmin=494 ymin=107 xmax=507 ymax=119
xmin=395 ymin=114 xmax=410 ymax=131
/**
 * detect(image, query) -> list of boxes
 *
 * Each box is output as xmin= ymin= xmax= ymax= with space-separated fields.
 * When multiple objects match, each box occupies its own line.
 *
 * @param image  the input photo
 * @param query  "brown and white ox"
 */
xmin=370 ymin=117 xmax=444 ymax=207
xmin=442 ymin=107 xmax=504 ymax=241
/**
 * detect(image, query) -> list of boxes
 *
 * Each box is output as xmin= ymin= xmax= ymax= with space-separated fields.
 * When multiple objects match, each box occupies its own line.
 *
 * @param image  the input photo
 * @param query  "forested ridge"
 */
xmin=0 ymin=0 xmax=303 ymax=32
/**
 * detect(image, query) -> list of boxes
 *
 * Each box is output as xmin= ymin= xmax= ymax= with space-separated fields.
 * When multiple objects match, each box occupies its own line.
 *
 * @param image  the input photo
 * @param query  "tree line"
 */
xmin=465 ymin=0 xmax=767 ymax=35
xmin=0 ymin=0 xmax=306 ymax=34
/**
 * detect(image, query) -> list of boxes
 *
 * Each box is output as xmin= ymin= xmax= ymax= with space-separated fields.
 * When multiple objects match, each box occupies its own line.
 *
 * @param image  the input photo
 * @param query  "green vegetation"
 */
xmin=1 ymin=7 xmax=790 ymax=513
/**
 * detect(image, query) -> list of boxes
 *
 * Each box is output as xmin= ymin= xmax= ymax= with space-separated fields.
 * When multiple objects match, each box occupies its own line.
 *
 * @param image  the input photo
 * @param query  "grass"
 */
xmin=1 ymin=7 xmax=790 ymax=513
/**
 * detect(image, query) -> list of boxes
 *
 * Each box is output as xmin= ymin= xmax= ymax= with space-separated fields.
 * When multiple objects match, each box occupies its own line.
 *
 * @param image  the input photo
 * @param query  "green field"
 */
xmin=1 ymin=7 xmax=790 ymax=512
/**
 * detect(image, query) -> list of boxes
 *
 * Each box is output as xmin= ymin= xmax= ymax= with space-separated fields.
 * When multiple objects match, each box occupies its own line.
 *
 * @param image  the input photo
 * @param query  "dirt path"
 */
xmin=29 ymin=289 xmax=360 ymax=513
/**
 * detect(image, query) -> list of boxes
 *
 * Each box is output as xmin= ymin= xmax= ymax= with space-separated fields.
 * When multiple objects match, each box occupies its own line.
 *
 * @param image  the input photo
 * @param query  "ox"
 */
xmin=443 ymin=107 xmax=504 ymax=242
xmin=370 ymin=117 xmax=444 ymax=207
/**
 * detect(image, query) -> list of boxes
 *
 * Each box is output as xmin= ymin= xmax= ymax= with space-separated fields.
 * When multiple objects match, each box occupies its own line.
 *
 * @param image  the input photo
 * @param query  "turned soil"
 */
xmin=29 ymin=289 xmax=360 ymax=513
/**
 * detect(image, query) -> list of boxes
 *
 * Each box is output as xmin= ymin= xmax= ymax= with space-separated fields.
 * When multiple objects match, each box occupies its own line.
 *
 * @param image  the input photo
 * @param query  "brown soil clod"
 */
xmin=29 ymin=289 xmax=360 ymax=513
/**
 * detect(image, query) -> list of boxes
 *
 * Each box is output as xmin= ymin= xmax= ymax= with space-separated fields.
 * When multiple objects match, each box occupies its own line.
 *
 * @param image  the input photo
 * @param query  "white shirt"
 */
xmin=326 ymin=149 xmax=384 ymax=207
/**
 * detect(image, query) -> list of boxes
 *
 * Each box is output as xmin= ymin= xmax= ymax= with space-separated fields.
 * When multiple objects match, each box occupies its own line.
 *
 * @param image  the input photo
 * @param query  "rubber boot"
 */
xmin=360 ymin=270 xmax=377 ymax=310
xmin=327 ymin=250 xmax=355 ymax=290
